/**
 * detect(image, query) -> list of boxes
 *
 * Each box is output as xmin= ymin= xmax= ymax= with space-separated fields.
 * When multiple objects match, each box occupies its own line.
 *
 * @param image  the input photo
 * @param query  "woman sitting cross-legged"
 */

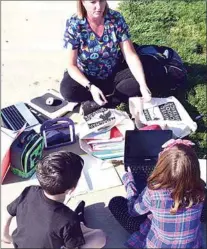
xmin=60 ymin=0 xmax=153 ymax=113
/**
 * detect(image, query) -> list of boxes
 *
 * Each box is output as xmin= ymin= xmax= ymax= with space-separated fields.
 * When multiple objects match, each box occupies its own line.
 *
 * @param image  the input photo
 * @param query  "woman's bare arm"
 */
xmin=66 ymin=47 xmax=91 ymax=88
xmin=119 ymin=40 xmax=151 ymax=101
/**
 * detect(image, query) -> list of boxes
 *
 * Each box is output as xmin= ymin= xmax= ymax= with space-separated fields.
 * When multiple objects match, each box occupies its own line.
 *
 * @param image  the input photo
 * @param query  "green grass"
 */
xmin=117 ymin=0 xmax=206 ymax=158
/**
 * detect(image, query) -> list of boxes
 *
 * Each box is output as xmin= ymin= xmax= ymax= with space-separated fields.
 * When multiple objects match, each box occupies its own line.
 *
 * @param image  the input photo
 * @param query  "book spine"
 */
xmin=92 ymin=149 xmax=123 ymax=155
xmin=93 ymin=152 xmax=124 ymax=160
xmin=87 ymin=137 xmax=123 ymax=144
xmin=93 ymin=143 xmax=124 ymax=151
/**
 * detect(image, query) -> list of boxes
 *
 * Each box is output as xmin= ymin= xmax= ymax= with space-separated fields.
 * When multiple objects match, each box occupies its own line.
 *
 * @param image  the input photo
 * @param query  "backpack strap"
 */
xmin=19 ymin=130 xmax=36 ymax=145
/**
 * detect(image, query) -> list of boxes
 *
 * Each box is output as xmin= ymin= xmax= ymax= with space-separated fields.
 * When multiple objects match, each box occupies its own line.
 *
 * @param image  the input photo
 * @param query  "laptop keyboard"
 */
xmin=126 ymin=160 xmax=156 ymax=174
xmin=129 ymin=162 xmax=156 ymax=193
xmin=130 ymin=163 xmax=155 ymax=176
xmin=1 ymin=105 xmax=28 ymax=131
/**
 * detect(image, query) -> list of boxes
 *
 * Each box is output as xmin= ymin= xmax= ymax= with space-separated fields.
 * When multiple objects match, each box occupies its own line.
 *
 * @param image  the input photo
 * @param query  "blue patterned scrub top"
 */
xmin=63 ymin=9 xmax=131 ymax=80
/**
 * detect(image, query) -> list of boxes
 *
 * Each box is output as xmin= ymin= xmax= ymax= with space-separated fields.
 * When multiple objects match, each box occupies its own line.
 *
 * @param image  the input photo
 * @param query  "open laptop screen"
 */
xmin=124 ymin=130 xmax=173 ymax=161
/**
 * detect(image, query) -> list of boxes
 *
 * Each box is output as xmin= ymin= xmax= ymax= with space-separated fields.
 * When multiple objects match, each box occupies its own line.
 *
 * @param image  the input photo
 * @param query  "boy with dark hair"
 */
xmin=1 ymin=151 xmax=106 ymax=248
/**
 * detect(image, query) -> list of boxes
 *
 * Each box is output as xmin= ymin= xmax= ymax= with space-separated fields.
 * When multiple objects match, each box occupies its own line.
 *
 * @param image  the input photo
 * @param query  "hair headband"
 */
xmin=159 ymin=139 xmax=195 ymax=156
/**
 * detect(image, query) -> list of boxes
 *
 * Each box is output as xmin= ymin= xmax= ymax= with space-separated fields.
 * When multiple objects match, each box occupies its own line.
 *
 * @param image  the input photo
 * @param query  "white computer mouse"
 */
xmin=46 ymin=97 xmax=54 ymax=106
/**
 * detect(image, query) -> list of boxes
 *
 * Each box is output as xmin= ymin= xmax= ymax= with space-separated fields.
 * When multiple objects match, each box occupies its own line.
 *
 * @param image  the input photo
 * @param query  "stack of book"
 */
xmin=84 ymin=126 xmax=125 ymax=160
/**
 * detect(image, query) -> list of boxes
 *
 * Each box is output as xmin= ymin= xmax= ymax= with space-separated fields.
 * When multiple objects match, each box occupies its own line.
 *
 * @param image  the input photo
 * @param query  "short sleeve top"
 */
xmin=63 ymin=9 xmax=131 ymax=79
xmin=7 ymin=186 xmax=85 ymax=248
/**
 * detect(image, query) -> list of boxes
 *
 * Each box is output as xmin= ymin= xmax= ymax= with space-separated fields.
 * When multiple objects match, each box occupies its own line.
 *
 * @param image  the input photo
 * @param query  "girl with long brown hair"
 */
xmin=109 ymin=139 xmax=206 ymax=248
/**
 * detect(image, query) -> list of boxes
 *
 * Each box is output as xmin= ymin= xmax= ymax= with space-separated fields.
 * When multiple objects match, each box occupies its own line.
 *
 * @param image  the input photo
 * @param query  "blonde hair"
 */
xmin=77 ymin=0 xmax=109 ymax=19
xmin=147 ymin=144 xmax=205 ymax=214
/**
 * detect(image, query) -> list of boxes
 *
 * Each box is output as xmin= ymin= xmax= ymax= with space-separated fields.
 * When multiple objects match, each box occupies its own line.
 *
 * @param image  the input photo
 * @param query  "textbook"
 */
xmin=84 ymin=128 xmax=111 ymax=140
xmin=92 ymin=150 xmax=124 ymax=160
xmin=92 ymin=141 xmax=125 ymax=151
xmin=82 ymin=126 xmax=125 ymax=160
xmin=86 ymin=126 xmax=123 ymax=144
xmin=87 ymin=136 xmax=123 ymax=145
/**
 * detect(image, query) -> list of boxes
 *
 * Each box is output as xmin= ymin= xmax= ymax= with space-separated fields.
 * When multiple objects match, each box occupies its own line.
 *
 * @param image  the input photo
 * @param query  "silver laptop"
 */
xmin=1 ymin=102 xmax=40 ymax=131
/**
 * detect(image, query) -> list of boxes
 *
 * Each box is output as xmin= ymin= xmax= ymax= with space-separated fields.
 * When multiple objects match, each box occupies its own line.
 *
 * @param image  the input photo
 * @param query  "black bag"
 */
xmin=133 ymin=44 xmax=187 ymax=96
xmin=10 ymin=130 xmax=44 ymax=178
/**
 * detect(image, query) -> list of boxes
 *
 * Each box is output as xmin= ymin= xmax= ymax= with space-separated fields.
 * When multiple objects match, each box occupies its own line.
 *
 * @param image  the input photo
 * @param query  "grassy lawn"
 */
xmin=118 ymin=0 xmax=206 ymax=158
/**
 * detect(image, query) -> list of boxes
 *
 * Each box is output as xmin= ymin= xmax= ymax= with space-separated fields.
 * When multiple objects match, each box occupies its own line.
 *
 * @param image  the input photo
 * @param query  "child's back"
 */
xmin=8 ymin=185 xmax=84 ymax=248
xmin=110 ymin=140 xmax=206 ymax=248
xmin=2 ymin=151 xmax=88 ymax=248
xmin=134 ymin=187 xmax=203 ymax=248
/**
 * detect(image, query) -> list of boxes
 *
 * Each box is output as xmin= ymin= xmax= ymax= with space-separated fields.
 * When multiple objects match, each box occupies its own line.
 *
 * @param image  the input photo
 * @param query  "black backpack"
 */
xmin=133 ymin=44 xmax=187 ymax=96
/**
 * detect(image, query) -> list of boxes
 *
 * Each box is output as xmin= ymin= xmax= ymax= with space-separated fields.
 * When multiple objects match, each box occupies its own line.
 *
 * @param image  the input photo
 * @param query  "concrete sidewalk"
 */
xmin=1 ymin=2 xmax=131 ymax=247
xmin=1 ymin=1 xmax=120 ymax=107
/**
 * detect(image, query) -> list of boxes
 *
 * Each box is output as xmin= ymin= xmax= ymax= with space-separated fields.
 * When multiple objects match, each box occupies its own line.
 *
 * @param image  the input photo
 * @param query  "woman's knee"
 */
xmin=115 ymin=79 xmax=141 ymax=97
xmin=59 ymin=72 xmax=74 ymax=101
xmin=60 ymin=71 xmax=90 ymax=102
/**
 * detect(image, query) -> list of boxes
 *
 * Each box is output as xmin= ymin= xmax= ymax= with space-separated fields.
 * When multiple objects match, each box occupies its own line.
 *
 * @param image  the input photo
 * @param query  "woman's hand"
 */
xmin=140 ymin=85 xmax=152 ymax=102
xmin=90 ymin=85 xmax=108 ymax=106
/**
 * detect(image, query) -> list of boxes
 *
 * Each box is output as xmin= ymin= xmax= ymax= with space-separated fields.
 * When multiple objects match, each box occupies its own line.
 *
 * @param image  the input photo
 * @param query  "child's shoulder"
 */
xmin=24 ymin=185 xmax=41 ymax=194
xmin=147 ymin=187 xmax=172 ymax=200
xmin=20 ymin=185 xmax=41 ymax=197
xmin=7 ymin=185 xmax=42 ymax=211
xmin=16 ymin=186 xmax=41 ymax=204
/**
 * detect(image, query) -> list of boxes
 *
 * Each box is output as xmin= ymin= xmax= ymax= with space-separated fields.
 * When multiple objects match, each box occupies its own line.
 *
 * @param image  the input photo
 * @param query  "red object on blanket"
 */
xmin=1 ymin=149 xmax=11 ymax=184
xmin=139 ymin=125 xmax=162 ymax=130
xmin=110 ymin=126 xmax=123 ymax=138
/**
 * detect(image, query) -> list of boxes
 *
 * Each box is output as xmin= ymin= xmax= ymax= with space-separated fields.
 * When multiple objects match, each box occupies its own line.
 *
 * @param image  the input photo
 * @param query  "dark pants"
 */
xmin=109 ymin=194 xmax=207 ymax=235
xmin=60 ymin=64 xmax=171 ymax=104
xmin=109 ymin=166 xmax=207 ymax=235
xmin=60 ymin=64 xmax=143 ymax=103
xmin=108 ymin=196 xmax=148 ymax=234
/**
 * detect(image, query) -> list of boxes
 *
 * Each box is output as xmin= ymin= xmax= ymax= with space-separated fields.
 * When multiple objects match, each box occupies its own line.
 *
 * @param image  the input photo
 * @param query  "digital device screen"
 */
xmin=125 ymin=130 xmax=172 ymax=159
xmin=44 ymin=127 xmax=71 ymax=147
